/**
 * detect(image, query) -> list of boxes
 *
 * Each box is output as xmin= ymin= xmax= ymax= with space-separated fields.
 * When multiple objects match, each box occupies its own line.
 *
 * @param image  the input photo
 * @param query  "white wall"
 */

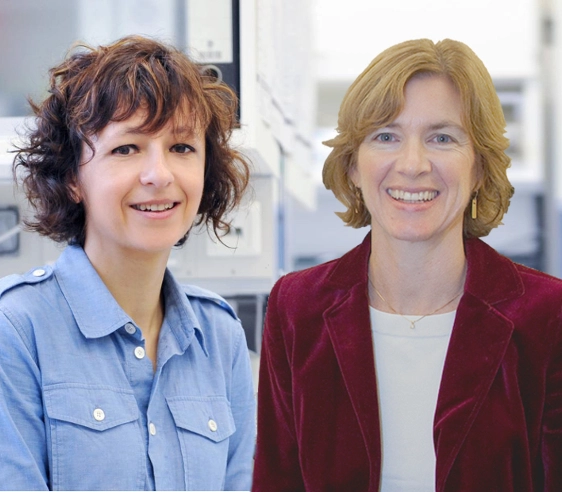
xmin=314 ymin=0 xmax=539 ymax=81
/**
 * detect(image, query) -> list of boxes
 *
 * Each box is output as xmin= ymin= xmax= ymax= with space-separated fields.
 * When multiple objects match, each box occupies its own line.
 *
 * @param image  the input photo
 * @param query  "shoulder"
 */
xmin=0 ymin=265 xmax=55 ymax=306
xmin=181 ymin=284 xmax=238 ymax=321
xmin=514 ymin=260 xmax=562 ymax=285
xmin=275 ymin=239 xmax=368 ymax=297
xmin=180 ymin=284 xmax=248 ymax=358
xmin=274 ymin=257 xmax=340 ymax=296
xmin=466 ymin=238 xmax=562 ymax=339
xmin=268 ymin=245 xmax=367 ymax=328
xmin=466 ymin=238 xmax=562 ymax=301
xmin=0 ymin=266 xmax=56 ymax=354
xmin=513 ymin=261 xmax=562 ymax=304
xmin=490 ymin=236 xmax=561 ymax=290
xmin=267 ymin=260 xmax=339 ymax=322
xmin=273 ymin=237 xmax=369 ymax=304
xmin=509 ymin=262 xmax=562 ymax=368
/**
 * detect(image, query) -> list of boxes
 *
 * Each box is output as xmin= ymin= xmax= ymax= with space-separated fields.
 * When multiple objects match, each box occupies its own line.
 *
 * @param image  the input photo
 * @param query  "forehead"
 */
xmin=397 ymin=75 xmax=464 ymax=125
xmin=99 ymin=108 xmax=202 ymax=138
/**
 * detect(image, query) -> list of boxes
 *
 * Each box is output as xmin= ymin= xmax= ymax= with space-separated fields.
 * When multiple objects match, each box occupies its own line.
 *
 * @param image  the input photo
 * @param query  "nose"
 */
xmin=395 ymin=138 xmax=432 ymax=177
xmin=139 ymin=149 xmax=174 ymax=187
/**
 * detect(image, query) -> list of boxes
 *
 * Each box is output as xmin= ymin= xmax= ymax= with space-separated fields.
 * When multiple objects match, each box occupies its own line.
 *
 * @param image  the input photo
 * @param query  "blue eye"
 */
xmin=375 ymin=133 xmax=394 ymax=142
xmin=435 ymin=134 xmax=452 ymax=143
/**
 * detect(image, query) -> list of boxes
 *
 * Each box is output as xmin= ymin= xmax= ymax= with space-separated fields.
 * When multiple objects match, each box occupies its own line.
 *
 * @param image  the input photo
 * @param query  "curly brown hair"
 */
xmin=323 ymin=38 xmax=514 ymax=238
xmin=13 ymin=35 xmax=250 ymax=246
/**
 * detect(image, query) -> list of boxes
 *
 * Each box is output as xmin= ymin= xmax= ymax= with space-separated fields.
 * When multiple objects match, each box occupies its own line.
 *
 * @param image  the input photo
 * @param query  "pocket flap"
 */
xmin=44 ymin=384 xmax=139 ymax=432
xmin=166 ymin=396 xmax=235 ymax=443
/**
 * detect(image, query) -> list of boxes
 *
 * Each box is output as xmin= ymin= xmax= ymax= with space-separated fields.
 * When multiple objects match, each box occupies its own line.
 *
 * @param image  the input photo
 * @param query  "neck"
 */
xmin=84 ymin=244 xmax=169 ymax=338
xmin=368 ymin=233 xmax=467 ymax=315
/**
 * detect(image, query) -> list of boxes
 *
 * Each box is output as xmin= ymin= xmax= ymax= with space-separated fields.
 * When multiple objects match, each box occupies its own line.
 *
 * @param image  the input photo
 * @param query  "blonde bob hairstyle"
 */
xmin=322 ymin=38 xmax=514 ymax=238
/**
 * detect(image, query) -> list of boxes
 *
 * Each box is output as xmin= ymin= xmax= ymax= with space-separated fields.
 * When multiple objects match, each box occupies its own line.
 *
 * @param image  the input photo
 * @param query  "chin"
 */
xmin=131 ymin=239 xmax=178 ymax=255
xmin=385 ymin=226 xmax=441 ymax=243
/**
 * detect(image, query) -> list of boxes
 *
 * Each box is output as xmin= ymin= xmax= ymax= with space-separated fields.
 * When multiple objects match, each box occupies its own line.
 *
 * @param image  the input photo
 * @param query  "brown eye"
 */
xmin=112 ymin=145 xmax=136 ymax=155
xmin=171 ymin=144 xmax=195 ymax=154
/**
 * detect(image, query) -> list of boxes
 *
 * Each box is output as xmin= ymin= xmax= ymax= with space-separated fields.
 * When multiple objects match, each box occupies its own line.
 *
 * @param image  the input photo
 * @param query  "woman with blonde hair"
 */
xmin=253 ymin=38 xmax=562 ymax=491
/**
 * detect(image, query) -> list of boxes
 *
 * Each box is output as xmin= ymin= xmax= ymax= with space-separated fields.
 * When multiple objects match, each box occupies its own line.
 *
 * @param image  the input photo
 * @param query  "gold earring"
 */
xmin=471 ymin=191 xmax=478 ymax=219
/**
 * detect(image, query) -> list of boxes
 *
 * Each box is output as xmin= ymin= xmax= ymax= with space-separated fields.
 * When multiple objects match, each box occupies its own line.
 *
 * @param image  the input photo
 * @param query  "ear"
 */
xmin=68 ymin=178 xmax=82 ymax=204
xmin=348 ymin=164 xmax=359 ymax=189
xmin=472 ymin=154 xmax=485 ymax=190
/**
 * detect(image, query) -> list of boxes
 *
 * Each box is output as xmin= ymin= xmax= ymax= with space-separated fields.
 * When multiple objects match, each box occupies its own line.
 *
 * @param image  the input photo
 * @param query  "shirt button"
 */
xmin=134 ymin=346 xmax=145 ymax=359
xmin=93 ymin=408 xmax=105 ymax=421
xmin=32 ymin=268 xmax=46 ymax=277
xmin=124 ymin=323 xmax=136 ymax=334
xmin=208 ymin=419 xmax=218 ymax=432
xmin=149 ymin=422 xmax=156 ymax=435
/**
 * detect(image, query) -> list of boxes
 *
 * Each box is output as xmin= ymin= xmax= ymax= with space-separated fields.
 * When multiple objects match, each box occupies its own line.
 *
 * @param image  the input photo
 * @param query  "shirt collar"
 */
xmin=54 ymin=245 xmax=208 ymax=354
xmin=161 ymin=269 xmax=209 ymax=357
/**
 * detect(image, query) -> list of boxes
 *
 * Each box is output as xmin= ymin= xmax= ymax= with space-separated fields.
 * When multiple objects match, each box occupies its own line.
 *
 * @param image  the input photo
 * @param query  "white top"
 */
xmin=369 ymin=307 xmax=455 ymax=492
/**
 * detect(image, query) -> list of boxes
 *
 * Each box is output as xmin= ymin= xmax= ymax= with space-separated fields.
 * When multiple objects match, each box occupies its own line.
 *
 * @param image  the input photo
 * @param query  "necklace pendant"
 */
xmin=369 ymin=277 xmax=464 ymax=331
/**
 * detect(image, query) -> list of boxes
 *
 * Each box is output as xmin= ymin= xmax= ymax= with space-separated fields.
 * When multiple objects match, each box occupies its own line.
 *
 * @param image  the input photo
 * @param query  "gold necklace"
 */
xmin=368 ymin=277 xmax=463 ymax=329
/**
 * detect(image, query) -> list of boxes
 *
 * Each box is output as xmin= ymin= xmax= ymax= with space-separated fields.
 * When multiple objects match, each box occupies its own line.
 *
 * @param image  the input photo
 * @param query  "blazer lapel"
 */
xmin=434 ymin=239 xmax=524 ymax=489
xmin=323 ymin=234 xmax=382 ymax=487
xmin=434 ymin=294 xmax=514 ymax=489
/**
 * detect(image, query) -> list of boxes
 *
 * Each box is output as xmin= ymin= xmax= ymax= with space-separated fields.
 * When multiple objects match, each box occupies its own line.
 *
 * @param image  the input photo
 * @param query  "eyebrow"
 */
xmin=172 ymin=126 xmax=198 ymax=138
xmin=427 ymin=121 xmax=468 ymax=133
xmin=117 ymin=127 xmax=145 ymax=136
xmin=385 ymin=121 xmax=467 ymax=133
xmin=112 ymin=125 xmax=197 ymax=138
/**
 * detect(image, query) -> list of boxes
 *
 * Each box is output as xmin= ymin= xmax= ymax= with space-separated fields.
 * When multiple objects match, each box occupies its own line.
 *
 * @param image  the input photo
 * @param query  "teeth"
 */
xmin=135 ymin=203 xmax=174 ymax=211
xmin=387 ymin=189 xmax=437 ymax=202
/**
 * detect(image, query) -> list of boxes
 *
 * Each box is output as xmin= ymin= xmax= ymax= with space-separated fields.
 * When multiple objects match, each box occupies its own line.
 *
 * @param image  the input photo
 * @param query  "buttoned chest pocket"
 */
xmin=167 ymin=396 xmax=236 ymax=491
xmin=44 ymin=385 xmax=144 ymax=491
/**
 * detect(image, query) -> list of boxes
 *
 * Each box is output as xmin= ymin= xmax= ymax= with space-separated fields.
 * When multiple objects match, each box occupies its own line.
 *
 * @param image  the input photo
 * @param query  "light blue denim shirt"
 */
xmin=0 ymin=245 xmax=256 ymax=491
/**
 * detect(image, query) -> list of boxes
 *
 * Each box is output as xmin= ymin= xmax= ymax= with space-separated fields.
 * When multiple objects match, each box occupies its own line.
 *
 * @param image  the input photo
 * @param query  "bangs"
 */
xmin=107 ymin=66 xmax=210 ymax=136
xmin=72 ymin=38 xmax=213 ymax=138
xmin=110 ymin=97 xmax=202 ymax=138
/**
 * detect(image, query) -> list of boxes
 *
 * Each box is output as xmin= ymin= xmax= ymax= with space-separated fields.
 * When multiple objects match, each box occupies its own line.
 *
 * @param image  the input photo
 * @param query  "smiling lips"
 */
xmin=132 ymin=202 xmax=176 ymax=212
xmin=387 ymin=189 xmax=438 ymax=203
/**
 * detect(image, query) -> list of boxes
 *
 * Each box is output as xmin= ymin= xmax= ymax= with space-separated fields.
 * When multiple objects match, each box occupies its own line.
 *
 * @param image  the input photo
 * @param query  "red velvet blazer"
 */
xmin=252 ymin=234 xmax=562 ymax=491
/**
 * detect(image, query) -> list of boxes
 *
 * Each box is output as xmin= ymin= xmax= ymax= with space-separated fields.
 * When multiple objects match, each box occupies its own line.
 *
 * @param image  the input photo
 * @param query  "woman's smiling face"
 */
xmin=351 ymin=74 xmax=477 ymax=245
xmin=73 ymin=109 xmax=206 ymax=261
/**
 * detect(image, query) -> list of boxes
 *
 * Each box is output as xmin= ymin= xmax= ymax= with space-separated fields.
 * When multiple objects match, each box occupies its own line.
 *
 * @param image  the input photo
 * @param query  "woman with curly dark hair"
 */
xmin=0 ymin=35 xmax=255 ymax=491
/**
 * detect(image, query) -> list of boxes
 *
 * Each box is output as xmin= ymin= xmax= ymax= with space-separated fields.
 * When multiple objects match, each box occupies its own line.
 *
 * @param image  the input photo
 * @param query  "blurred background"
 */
xmin=0 ymin=0 xmax=561 ymax=366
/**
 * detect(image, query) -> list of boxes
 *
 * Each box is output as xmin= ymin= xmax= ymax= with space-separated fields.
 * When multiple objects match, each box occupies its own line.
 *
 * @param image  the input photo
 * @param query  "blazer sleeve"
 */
xmin=542 ymin=309 xmax=562 ymax=491
xmin=252 ymin=276 xmax=306 ymax=491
